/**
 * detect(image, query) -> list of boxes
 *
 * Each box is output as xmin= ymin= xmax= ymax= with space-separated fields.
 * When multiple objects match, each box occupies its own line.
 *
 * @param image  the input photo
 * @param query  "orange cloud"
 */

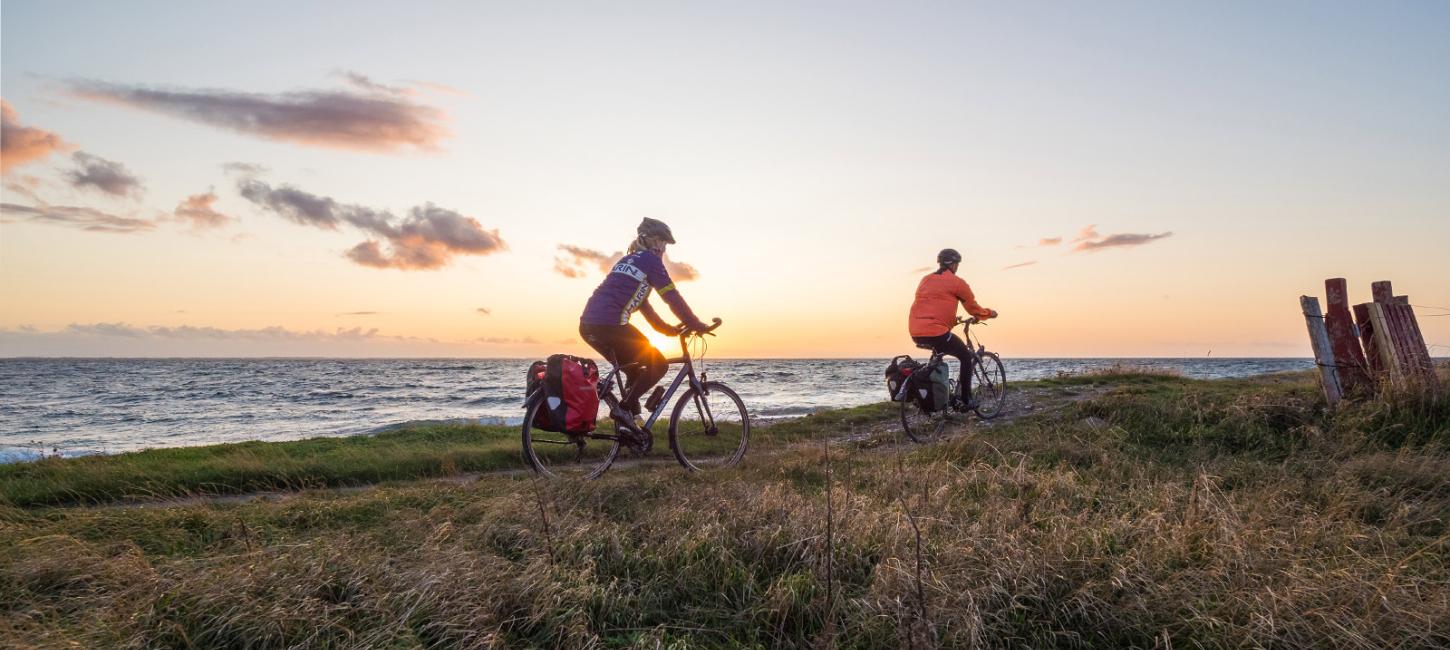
xmin=173 ymin=191 xmax=234 ymax=229
xmin=1 ymin=100 xmax=70 ymax=173
xmin=1071 ymin=225 xmax=1100 ymax=242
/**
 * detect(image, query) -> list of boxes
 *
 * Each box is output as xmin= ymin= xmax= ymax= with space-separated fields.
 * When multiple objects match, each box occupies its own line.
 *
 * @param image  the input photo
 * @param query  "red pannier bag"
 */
xmin=524 ymin=354 xmax=600 ymax=433
xmin=884 ymin=355 xmax=920 ymax=402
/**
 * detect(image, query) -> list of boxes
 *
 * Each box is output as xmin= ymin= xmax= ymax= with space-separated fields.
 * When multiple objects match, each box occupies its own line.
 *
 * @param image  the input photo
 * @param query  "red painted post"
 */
xmin=1324 ymin=278 xmax=1369 ymax=392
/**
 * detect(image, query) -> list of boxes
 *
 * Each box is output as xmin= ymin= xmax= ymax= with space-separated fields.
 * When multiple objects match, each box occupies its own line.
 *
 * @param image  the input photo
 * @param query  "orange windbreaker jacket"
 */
xmin=908 ymin=270 xmax=993 ymax=337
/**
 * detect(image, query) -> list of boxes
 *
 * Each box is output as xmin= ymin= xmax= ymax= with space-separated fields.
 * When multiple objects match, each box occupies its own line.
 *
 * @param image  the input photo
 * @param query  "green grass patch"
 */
xmin=0 ymin=423 xmax=524 ymax=507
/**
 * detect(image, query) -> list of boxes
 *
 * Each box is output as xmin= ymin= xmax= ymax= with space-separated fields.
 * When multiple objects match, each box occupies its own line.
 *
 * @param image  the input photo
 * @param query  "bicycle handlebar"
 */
xmin=957 ymin=313 xmax=999 ymax=327
xmin=677 ymin=317 xmax=723 ymax=339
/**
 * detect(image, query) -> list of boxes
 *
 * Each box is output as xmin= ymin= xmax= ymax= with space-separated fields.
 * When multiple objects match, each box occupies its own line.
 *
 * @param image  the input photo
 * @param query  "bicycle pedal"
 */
xmin=613 ymin=422 xmax=653 ymax=454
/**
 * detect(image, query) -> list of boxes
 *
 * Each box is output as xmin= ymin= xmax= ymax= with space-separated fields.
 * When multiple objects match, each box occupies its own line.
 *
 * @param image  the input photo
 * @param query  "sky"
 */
xmin=2 ymin=1 xmax=1448 ymax=358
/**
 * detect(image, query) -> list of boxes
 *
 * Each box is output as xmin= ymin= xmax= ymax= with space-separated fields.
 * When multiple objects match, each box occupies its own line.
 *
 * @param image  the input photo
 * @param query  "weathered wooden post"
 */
xmin=1371 ymin=302 xmax=1439 ymax=388
xmin=1372 ymin=281 xmax=1394 ymax=304
xmin=1324 ymin=278 xmax=1369 ymax=393
xmin=1368 ymin=303 xmax=1406 ymax=383
xmin=1357 ymin=280 xmax=1439 ymax=389
xmin=1353 ymin=303 xmax=1383 ymax=377
xmin=1353 ymin=280 xmax=1396 ymax=380
xmin=1301 ymin=295 xmax=1342 ymax=405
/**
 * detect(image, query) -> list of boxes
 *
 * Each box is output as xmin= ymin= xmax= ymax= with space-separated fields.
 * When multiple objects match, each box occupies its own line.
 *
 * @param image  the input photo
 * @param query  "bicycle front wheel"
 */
xmin=668 ymin=381 xmax=749 ymax=472
xmin=521 ymin=392 xmax=619 ymax=479
xmin=972 ymin=352 xmax=1007 ymax=419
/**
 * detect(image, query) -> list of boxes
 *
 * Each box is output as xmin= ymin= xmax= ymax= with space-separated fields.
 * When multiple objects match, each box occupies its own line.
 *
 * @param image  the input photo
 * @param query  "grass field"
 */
xmin=2 ymin=370 xmax=1447 ymax=647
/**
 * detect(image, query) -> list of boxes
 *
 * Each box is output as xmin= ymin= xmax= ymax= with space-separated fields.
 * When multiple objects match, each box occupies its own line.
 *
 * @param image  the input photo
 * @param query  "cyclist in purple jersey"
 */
xmin=580 ymin=218 xmax=710 ymax=421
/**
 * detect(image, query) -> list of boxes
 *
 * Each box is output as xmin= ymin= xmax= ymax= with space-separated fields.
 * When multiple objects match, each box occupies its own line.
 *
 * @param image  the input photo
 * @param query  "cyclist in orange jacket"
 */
xmin=908 ymin=249 xmax=997 ymax=409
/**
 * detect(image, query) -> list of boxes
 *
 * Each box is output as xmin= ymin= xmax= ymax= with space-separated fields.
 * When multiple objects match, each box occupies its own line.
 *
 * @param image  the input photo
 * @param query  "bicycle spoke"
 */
xmin=521 ymin=394 xmax=618 ymax=479
xmin=669 ymin=382 xmax=748 ymax=471
xmin=972 ymin=353 xmax=1008 ymax=419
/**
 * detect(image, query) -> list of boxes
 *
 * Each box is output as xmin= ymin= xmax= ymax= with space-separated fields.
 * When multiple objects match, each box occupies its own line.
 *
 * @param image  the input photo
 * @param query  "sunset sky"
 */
xmin=3 ymin=1 xmax=1448 ymax=358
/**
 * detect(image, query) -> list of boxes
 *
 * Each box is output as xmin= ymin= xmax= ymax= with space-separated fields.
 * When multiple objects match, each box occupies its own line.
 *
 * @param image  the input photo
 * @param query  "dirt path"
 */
xmin=97 ymin=383 xmax=1107 ymax=510
xmin=838 ymin=382 xmax=1108 ymax=445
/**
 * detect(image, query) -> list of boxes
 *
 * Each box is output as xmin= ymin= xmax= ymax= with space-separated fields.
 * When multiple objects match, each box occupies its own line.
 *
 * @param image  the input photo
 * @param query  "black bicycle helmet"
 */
xmin=638 ymin=218 xmax=675 ymax=244
xmin=937 ymin=248 xmax=962 ymax=264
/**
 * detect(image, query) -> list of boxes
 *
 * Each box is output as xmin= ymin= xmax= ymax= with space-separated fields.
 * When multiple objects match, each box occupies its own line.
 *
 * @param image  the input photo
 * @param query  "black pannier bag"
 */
xmin=885 ymin=355 xmax=921 ymax=402
xmin=523 ymin=355 xmax=600 ymax=434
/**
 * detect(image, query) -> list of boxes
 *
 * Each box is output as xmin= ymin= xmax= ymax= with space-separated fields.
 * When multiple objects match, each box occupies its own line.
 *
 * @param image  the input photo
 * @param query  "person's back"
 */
xmin=581 ymin=248 xmax=676 ymax=326
xmin=909 ymin=270 xmax=990 ymax=337
xmin=907 ymin=249 xmax=996 ymax=409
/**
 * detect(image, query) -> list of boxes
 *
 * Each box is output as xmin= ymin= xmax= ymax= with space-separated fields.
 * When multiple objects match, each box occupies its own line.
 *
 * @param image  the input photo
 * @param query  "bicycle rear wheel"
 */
xmin=899 ymin=381 xmax=948 ymax=444
xmin=668 ymin=381 xmax=749 ymax=472
xmin=972 ymin=352 xmax=1007 ymax=419
xmin=521 ymin=392 xmax=619 ymax=479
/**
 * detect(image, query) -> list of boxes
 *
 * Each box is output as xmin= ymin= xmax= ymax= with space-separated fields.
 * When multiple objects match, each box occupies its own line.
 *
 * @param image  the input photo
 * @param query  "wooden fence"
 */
xmin=1300 ymin=278 xmax=1437 ymax=405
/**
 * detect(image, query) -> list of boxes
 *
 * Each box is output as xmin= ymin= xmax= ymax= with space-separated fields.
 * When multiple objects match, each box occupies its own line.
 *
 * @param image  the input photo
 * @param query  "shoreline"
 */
xmin=0 ymin=371 xmax=1177 ymax=508
xmin=1 ymin=359 xmax=1325 ymax=464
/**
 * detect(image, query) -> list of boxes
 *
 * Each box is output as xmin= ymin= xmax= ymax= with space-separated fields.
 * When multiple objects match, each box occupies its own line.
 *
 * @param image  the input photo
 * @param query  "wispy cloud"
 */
xmin=555 ymin=245 xmax=613 ymax=277
xmin=1 ymin=100 xmax=70 ymax=173
xmin=1073 ymin=231 xmax=1173 ymax=252
xmin=1003 ymin=260 xmax=1037 ymax=270
xmin=171 ymin=191 xmax=234 ymax=229
xmin=237 ymin=178 xmax=505 ymax=270
xmin=476 ymin=335 xmax=541 ymax=345
xmin=1037 ymin=237 xmax=1061 ymax=246
xmin=1072 ymin=225 xmax=1100 ymax=243
xmin=338 ymin=311 xmax=380 ymax=316
xmin=2 ymin=174 xmax=46 ymax=203
xmin=60 ymin=322 xmax=384 ymax=341
xmin=334 ymin=70 xmax=409 ymax=96
xmin=222 ymin=161 xmax=267 ymax=176
xmin=476 ymin=307 xmax=491 ymax=316
xmin=64 ymin=152 xmax=144 ymax=199
xmin=554 ymin=244 xmax=700 ymax=281
xmin=68 ymin=77 xmax=451 ymax=153
xmin=0 ymin=202 xmax=155 ymax=233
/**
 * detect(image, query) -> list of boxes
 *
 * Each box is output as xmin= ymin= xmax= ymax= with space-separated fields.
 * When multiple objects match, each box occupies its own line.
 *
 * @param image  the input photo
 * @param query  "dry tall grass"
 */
xmin=2 ymin=371 xmax=1446 ymax=648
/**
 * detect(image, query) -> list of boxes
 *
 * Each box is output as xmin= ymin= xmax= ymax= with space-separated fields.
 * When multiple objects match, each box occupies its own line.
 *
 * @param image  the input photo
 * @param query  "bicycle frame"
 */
xmin=596 ymin=332 xmax=715 ymax=434
xmin=914 ymin=320 xmax=987 ymax=401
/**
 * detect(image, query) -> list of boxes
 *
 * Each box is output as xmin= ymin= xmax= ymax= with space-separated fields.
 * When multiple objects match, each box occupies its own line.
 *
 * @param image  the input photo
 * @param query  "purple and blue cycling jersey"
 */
xmin=580 ymin=250 xmax=702 ymax=328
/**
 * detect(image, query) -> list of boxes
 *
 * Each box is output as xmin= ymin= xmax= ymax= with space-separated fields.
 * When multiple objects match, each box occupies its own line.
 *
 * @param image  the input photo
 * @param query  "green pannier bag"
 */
xmin=913 ymin=363 xmax=951 ymax=413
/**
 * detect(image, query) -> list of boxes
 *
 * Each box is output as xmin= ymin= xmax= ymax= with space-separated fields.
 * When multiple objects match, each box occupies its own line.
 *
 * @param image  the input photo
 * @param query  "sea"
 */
xmin=0 ymin=358 xmax=1314 ymax=463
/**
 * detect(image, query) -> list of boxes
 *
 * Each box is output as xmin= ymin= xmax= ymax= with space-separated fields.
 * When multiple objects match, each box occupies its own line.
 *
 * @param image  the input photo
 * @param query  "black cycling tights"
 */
xmin=911 ymin=332 xmax=974 ymax=404
xmin=579 ymin=323 xmax=667 ymax=412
